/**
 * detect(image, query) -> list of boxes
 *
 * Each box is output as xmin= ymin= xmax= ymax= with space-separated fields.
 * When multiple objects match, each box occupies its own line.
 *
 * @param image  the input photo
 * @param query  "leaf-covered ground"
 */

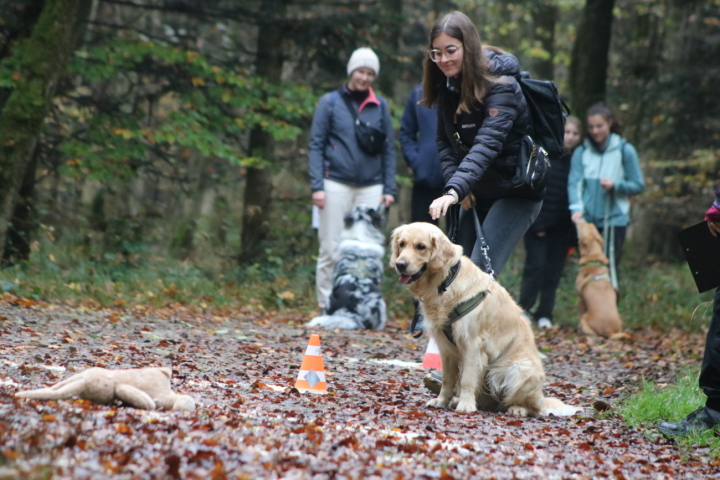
xmin=1 ymin=294 xmax=718 ymax=479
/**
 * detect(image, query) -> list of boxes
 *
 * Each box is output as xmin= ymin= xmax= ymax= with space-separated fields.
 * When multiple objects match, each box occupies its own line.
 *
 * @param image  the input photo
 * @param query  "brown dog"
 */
xmin=575 ymin=220 xmax=622 ymax=337
xmin=391 ymin=223 xmax=579 ymax=417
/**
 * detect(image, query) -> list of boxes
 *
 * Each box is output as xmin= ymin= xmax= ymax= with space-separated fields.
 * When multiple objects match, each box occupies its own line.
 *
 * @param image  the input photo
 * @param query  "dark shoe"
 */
xmin=658 ymin=406 xmax=720 ymax=438
xmin=423 ymin=371 xmax=442 ymax=395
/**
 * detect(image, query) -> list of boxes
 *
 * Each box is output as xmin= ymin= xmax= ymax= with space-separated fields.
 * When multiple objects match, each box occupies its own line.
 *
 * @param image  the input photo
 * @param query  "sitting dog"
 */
xmin=16 ymin=367 xmax=195 ymax=411
xmin=575 ymin=219 xmax=622 ymax=337
xmin=390 ymin=222 xmax=578 ymax=417
xmin=307 ymin=204 xmax=387 ymax=330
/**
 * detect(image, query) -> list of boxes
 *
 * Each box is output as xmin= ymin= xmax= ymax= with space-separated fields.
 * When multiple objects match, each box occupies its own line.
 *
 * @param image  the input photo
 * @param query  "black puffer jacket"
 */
xmin=437 ymin=50 xmax=536 ymax=200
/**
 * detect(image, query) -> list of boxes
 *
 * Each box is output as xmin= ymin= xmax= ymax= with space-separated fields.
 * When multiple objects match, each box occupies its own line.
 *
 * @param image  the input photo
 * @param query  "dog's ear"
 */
xmin=389 ymin=226 xmax=404 ymax=265
xmin=591 ymin=225 xmax=604 ymax=246
xmin=343 ymin=212 xmax=355 ymax=229
xmin=428 ymin=230 xmax=457 ymax=271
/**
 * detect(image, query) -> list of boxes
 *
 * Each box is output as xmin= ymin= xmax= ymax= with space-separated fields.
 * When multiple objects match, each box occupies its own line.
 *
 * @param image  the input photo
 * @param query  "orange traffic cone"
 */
xmin=295 ymin=334 xmax=328 ymax=393
xmin=421 ymin=336 xmax=442 ymax=370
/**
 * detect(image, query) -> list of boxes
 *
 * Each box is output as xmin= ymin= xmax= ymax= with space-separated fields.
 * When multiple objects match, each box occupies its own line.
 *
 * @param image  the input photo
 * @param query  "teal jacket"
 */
xmin=567 ymin=133 xmax=644 ymax=227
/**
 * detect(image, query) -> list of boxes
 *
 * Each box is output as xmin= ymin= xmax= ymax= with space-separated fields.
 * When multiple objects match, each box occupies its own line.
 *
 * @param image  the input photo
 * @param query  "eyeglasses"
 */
xmin=428 ymin=45 xmax=462 ymax=62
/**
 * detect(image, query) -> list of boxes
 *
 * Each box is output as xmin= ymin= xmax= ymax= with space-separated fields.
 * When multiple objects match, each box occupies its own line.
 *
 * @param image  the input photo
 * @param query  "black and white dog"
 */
xmin=307 ymin=204 xmax=387 ymax=330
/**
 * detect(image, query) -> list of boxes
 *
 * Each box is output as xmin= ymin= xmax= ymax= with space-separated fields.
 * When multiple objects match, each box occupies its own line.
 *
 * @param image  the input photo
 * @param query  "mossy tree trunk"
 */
xmin=239 ymin=0 xmax=291 ymax=264
xmin=0 ymin=0 xmax=92 ymax=264
xmin=529 ymin=0 xmax=558 ymax=81
xmin=568 ymin=0 xmax=616 ymax=120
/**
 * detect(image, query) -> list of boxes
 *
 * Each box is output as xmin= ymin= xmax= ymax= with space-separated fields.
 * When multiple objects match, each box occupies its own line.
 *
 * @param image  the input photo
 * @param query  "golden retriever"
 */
xmin=390 ymin=223 xmax=578 ymax=417
xmin=575 ymin=220 xmax=622 ymax=337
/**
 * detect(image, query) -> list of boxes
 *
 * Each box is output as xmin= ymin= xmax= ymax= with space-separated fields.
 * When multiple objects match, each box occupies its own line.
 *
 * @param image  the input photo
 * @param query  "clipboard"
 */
xmin=677 ymin=221 xmax=720 ymax=293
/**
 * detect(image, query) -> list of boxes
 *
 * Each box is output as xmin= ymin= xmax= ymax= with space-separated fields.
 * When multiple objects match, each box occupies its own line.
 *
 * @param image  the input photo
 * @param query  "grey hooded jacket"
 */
xmin=308 ymin=86 xmax=396 ymax=196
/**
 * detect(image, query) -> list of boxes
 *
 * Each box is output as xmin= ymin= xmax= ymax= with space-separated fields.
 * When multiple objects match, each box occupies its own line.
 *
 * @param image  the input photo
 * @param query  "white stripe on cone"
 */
xmin=304 ymin=345 xmax=321 ymax=356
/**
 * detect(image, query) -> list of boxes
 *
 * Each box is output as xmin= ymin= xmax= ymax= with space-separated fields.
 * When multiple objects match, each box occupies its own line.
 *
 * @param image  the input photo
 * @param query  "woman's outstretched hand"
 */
xmin=429 ymin=194 xmax=457 ymax=220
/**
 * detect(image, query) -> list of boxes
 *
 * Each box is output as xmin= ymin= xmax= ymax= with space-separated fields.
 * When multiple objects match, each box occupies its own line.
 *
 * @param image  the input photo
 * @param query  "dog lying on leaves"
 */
xmin=16 ymin=367 xmax=195 ymax=411
xmin=307 ymin=204 xmax=387 ymax=330
xmin=391 ymin=222 xmax=578 ymax=417
xmin=575 ymin=219 xmax=623 ymax=337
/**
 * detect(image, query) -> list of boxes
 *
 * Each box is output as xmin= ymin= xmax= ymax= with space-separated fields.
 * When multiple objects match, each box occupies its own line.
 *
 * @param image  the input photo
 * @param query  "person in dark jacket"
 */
xmin=518 ymin=115 xmax=582 ymax=328
xmin=658 ymin=183 xmax=720 ymax=437
xmin=423 ymin=11 xmax=542 ymax=276
xmin=308 ymin=47 xmax=396 ymax=309
xmin=399 ymin=83 xmax=444 ymax=224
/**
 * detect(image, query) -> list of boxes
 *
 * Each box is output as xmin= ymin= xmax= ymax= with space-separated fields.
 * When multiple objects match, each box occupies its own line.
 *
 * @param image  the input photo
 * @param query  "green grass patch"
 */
xmin=619 ymin=370 xmax=720 ymax=459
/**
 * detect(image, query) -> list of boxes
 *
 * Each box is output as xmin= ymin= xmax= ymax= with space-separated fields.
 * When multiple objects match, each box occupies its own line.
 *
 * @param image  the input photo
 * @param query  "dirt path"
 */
xmin=0 ymin=300 xmax=716 ymax=479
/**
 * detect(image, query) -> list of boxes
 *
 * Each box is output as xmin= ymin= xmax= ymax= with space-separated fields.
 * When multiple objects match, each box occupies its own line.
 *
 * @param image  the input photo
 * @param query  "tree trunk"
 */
xmin=239 ymin=0 xmax=291 ymax=264
xmin=0 ymin=0 xmax=92 ymax=264
xmin=529 ymin=0 xmax=557 ymax=81
xmin=375 ymin=0 xmax=402 ymax=98
xmin=3 ymin=149 xmax=38 ymax=264
xmin=568 ymin=0 xmax=616 ymax=120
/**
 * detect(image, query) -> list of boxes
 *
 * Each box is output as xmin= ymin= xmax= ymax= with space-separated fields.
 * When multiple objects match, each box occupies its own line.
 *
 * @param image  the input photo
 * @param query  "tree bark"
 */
xmin=0 ymin=0 xmax=92 ymax=264
xmin=239 ymin=0 xmax=291 ymax=264
xmin=569 ymin=0 xmax=616 ymax=120
xmin=529 ymin=0 xmax=557 ymax=81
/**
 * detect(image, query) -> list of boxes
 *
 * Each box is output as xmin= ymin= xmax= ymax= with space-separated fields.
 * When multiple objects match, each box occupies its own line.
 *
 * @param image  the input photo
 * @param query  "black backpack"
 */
xmin=515 ymin=73 xmax=570 ymax=160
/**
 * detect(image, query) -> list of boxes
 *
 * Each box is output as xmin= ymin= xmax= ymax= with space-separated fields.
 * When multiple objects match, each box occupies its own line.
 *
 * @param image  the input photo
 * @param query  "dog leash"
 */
xmin=470 ymin=207 xmax=496 ymax=279
xmin=603 ymin=194 xmax=619 ymax=291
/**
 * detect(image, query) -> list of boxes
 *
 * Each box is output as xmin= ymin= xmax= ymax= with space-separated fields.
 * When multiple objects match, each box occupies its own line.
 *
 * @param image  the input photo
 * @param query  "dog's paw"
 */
xmin=426 ymin=398 xmax=449 ymax=409
xmin=455 ymin=400 xmax=477 ymax=413
xmin=506 ymin=405 xmax=530 ymax=417
xmin=448 ymin=396 xmax=459 ymax=409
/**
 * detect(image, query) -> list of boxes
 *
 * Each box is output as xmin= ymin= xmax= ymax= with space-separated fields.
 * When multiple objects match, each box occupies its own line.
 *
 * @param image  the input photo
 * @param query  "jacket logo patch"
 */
xmin=461 ymin=123 xmax=476 ymax=129
xmin=488 ymin=108 xmax=499 ymax=117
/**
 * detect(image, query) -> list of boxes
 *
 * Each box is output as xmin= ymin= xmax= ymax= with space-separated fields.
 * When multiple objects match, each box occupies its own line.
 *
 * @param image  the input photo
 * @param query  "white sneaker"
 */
xmin=537 ymin=317 xmax=553 ymax=329
xmin=521 ymin=311 xmax=533 ymax=327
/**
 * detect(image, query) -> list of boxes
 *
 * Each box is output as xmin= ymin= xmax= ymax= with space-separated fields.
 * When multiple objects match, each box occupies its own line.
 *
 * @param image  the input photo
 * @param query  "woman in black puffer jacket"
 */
xmin=424 ymin=11 xmax=543 ymax=276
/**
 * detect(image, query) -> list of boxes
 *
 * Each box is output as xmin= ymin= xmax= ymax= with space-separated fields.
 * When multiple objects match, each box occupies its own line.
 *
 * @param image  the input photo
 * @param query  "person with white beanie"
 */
xmin=308 ymin=47 xmax=396 ymax=310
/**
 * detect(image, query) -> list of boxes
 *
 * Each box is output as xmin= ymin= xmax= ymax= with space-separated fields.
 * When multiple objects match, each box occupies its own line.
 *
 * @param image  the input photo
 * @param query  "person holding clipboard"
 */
xmin=658 ymin=183 xmax=720 ymax=437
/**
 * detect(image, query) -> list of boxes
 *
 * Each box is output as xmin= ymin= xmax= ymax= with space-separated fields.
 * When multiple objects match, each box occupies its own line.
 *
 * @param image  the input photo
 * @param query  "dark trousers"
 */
xmin=700 ymin=287 xmax=720 ymax=411
xmin=411 ymin=185 xmax=443 ymax=224
xmin=456 ymin=197 xmax=542 ymax=278
xmin=518 ymin=221 xmax=573 ymax=320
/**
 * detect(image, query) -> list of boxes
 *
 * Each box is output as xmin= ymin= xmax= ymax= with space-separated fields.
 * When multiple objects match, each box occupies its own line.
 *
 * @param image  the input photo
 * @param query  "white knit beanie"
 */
xmin=346 ymin=47 xmax=380 ymax=76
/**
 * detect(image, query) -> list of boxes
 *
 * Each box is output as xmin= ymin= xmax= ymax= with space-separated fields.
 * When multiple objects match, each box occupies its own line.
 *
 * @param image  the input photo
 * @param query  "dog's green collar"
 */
xmin=580 ymin=260 xmax=608 ymax=267
xmin=443 ymin=288 xmax=489 ymax=346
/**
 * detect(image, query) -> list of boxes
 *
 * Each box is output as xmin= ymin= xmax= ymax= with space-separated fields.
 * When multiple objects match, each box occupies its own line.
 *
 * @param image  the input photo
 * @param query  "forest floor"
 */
xmin=0 ymin=293 xmax=718 ymax=479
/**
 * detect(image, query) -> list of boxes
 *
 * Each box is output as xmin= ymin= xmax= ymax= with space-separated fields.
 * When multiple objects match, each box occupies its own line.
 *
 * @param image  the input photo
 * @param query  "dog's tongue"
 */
xmin=399 ymin=274 xmax=412 ymax=285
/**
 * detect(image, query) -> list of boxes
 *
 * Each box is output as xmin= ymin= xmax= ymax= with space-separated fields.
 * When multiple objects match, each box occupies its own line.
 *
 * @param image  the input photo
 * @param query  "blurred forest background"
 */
xmin=0 ymin=0 xmax=718 ymax=320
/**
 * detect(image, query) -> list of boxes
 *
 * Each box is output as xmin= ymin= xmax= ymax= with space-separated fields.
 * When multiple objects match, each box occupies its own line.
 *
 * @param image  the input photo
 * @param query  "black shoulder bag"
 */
xmin=338 ymin=90 xmax=387 ymax=156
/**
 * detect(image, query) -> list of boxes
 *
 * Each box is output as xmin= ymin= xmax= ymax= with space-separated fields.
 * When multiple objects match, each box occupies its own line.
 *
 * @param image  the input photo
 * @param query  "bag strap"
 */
xmin=338 ymin=88 xmax=359 ymax=122
xmin=338 ymin=87 xmax=386 ymax=130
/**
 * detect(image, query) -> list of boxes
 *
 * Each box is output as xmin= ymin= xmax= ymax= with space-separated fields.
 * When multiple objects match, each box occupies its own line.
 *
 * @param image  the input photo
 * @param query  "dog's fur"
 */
xmin=575 ymin=220 xmax=622 ymax=337
xmin=16 ymin=367 xmax=195 ymax=411
xmin=307 ymin=204 xmax=387 ymax=330
xmin=390 ymin=223 xmax=578 ymax=417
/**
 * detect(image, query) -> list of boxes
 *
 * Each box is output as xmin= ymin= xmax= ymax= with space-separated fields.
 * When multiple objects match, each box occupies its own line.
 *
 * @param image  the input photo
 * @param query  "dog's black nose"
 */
xmin=395 ymin=259 xmax=408 ymax=272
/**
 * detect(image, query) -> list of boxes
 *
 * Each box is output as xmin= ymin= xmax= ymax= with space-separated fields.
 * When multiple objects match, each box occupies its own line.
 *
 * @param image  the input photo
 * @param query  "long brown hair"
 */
xmin=421 ymin=11 xmax=490 ymax=113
